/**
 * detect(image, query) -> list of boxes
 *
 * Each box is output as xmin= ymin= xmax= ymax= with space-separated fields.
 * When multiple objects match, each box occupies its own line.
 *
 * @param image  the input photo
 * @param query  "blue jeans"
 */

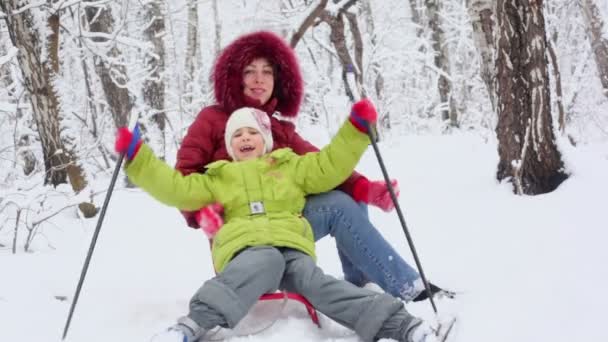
xmin=303 ymin=190 xmax=422 ymax=301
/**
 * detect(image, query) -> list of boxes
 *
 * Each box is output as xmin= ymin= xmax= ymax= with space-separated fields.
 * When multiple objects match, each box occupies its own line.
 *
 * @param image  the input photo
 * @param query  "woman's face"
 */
xmin=242 ymin=57 xmax=274 ymax=105
xmin=230 ymin=127 xmax=265 ymax=161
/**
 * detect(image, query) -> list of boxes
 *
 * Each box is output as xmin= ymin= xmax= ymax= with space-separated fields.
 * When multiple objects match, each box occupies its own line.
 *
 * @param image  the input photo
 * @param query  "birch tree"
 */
xmin=142 ymin=0 xmax=167 ymax=158
xmin=184 ymin=0 xmax=200 ymax=105
xmin=408 ymin=0 xmax=424 ymax=38
xmin=212 ymin=0 xmax=221 ymax=57
xmin=495 ymin=0 xmax=567 ymax=195
xmin=1 ymin=2 xmax=95 ymax=216
xmin=361 ymin=0 xmax=384 ymax=100
xmin=425 ymin=0 xmax=457 ymax=126
xmin=580 ymin=0 xmax=608 ymax=98
xmin=468 ymin=0 xmax=497 ymax=110
xmin=84 ymin=2 xmax=133 ymax=128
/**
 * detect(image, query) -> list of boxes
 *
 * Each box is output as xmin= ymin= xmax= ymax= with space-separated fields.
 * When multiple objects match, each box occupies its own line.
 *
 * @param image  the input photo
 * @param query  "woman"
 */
xmin=176 ymin=30 xmax=445 ymax=302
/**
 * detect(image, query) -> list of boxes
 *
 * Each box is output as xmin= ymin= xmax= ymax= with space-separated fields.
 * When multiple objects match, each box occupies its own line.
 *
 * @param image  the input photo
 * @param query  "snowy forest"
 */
xmin=1 ymin=0 xmax=607 ymax=244
xmin=1 ymin=0 xmax=608 ymax=341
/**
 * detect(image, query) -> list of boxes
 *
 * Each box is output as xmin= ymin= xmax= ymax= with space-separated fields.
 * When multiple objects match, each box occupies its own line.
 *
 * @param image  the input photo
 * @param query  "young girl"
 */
xmin=115 ymin=100 xmax=437 ymax=342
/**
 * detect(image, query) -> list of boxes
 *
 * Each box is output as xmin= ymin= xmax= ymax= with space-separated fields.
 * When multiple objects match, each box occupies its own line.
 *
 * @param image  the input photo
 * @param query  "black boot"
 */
xmin=412 ymin=282 xmax=452 ymax=302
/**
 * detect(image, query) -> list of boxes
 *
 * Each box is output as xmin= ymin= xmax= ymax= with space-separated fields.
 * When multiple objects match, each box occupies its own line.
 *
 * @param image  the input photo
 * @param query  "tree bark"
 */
xmin=290 ymin=0 xmax=329 ymax=48
xmin=546 ymin=39 xmax=566 ymax=133
xmin=408 ymin=0 xmax=424 ymax=38
xmin=495 ymin=0 xmax=567 ymax=195
xmin=143 ymin=1 xmax=166 ymax=125
xmin=142 ymin=1 xmax=167 ymax=158
xmin=314 ymin=1 xmax=362 ymax=102
xmin=0 ymin=29 xmax=15 ymax=91
xmin=360 ymin=0 xmax=383 ymax=97
xmin=3 ymin=2 xmax=95 ymax=216
xmin=184 ymin=0 xmax=200 ymax=105
xmin=580 ymin=0 xmax=608 ymax=98
xmin=3 ymin=2 xmax=69 ymax=185
xmin=85 ymin=3 xmax=133 ymax=129
xmin=425 ymin=0 xmax=457 ymax=126
xmin=468 ymin=0 xmax=497 ymax=111
xmin=212 ymin=0 xmax=221 ymax=57
xmin=17 ymin=134 xmax=37 ymax=176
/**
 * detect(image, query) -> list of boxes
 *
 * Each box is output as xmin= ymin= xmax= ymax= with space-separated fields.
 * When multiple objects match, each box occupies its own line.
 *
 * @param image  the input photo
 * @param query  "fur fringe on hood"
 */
xmin=212 ymin=31 xmax=303 ymax=118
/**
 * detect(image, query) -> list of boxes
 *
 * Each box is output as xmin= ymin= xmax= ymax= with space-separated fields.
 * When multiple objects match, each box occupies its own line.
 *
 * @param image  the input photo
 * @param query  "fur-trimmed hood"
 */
xmin=212 ymin=31 xmax=303 ymax=118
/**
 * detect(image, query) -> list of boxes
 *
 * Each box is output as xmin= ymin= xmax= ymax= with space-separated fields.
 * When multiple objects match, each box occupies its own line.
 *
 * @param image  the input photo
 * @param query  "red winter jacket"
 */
xmin=175 ymin=31 xmax=366 ymax=228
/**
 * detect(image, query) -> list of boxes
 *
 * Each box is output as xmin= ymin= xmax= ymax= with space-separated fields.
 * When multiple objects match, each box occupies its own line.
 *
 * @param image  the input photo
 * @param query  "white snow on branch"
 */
xmin=0 ymin=47 xmax=18 ymax=66
xmin=326 ymin=0 xmax=355 ymax=16
xmin=80 ymin=31 xmax=152 ymax=51
xmin=7 ymin=1 xmax=46 ymax=15
xmin=0 ymin=101 xmax=17 ymax=113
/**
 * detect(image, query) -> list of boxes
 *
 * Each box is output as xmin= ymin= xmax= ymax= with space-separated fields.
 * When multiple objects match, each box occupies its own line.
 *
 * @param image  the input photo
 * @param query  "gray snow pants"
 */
xmin=187 ymin=246 xmax=419 ymax=342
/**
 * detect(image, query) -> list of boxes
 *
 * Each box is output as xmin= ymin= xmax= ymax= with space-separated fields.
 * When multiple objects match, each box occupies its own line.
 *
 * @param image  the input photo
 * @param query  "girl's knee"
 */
xmin=251 ymin=247 xmax=286 ymax=280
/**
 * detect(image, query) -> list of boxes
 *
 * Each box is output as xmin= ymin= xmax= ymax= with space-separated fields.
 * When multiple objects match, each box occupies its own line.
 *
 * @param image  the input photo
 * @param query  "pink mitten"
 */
xmin=114 ymin=126 xmax=142 ymax=160
xmin=352 ymin=178 xmax=400 ymax=212
xmin=195 ymin=203 xmax=224 ymax=238
xmin=349 ymin=99 xmax=378 ymax=133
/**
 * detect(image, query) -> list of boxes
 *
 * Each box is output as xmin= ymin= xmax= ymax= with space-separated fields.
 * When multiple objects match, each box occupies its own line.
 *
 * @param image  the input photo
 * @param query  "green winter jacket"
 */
xmin=125 ymin=120 xmax=370 ymax=272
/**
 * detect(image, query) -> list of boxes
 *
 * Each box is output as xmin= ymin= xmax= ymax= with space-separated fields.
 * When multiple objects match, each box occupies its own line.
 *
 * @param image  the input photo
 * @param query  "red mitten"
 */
xmin=195 ymin=203 xmax=224 ymax=238
xmin=349 ymin=98 xmax=378 ymax=133
xmin=114 ymin=126 xmax=142 ymax=160
xmin=352 ymin=178 xmax=400 ymax=212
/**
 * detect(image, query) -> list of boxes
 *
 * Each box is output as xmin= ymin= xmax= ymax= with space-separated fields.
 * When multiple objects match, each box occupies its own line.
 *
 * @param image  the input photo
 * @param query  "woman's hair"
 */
xmin=212 ymin=31 xmax=303 ymax=118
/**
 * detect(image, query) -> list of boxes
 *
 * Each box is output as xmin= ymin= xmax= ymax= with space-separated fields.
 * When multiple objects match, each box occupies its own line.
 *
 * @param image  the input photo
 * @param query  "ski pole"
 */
xmin=345 ymin=67 xmax=438 ymax=313
xmin=364 ymin=123 xmax=438 ymax=314
xmin=62 ymin=123 xmax=139 ymax=340
xmin=61 ymin=153 xmax=124 ymax=339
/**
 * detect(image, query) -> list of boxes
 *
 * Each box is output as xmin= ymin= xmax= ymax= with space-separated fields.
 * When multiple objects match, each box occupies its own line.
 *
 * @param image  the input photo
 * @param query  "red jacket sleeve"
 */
xmin=282 ymin=121 xmax=368 ymax=197
xmin=175 ymin=107 xmax=221 ymax=228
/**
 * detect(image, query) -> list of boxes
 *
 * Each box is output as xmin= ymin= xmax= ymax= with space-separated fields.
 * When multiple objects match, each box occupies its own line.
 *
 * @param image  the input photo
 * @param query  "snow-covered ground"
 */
xmin=1 ymin=132 xmax=607 ymax=342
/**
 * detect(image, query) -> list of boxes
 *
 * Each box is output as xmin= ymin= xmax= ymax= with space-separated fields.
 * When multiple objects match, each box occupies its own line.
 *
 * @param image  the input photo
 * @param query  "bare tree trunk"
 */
xmin=425 ymin=0 xmax=457 ymax=126
xmin=184 ymin=0 xmax=200 ymax=104
xmin=290 ymin=0 xmax=329 ymax=48
xmin=212 ymin=0 xmax=221 ymax=57
xmin=468 ymin=0 xmax=497 ymax=111
xmin=142 ymin=1 xmax=167 ymax=157
xmin=408 ymin=0 xmax=424 ymax=37
xmin=580 ymin=0 xmax=608 ymax=98
xmin=298 ymin=1 xmax=361 ymax=103
xmin=344 ymin=12 xmax=365 ymax=98
xmin=16 ymin=134 xmax=37 ymax=175
xmin=85 ymin=2 xmax=133 ymax=129
xmin=290 ymin=1 xmax=361 ymax=102
xmin=546 ymin=39 xmax=566 ymax=133
xmin=48 ymin=11 xmax=94 ymax=216
xmin=495 ymin=0 xmax=567 ymax=195
xmin=361 ymin=0 xmax=384 ymax=99
xmin=3 ymin=3 xmax=68 ymax=185
xmin=0 ymin=24 xmax=16 ymax=94
xmin=360 ymin=0 xmax=389 ymax=128
xmin=3 ymin=2 xmax=95 ymax=216
xmin=12 ymin=209 xmax=21 ymax=254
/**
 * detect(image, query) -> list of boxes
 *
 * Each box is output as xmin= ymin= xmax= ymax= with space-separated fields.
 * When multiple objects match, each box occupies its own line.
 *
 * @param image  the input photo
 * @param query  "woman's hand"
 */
xmin=352 ymin=178 xmax=400 ymax=212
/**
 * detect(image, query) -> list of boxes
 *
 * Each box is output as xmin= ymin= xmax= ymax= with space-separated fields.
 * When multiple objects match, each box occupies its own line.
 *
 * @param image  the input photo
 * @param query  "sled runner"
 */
xmin=200 ymin=291 xmax=320 ymax=341
xmin=200 ymin=240 xmax=321 ymax=341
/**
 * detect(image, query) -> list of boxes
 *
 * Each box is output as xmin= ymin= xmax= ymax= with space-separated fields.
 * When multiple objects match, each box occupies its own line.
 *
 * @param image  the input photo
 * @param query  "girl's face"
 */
xmin=242 ymin=57 xmax=274 ymax=105
xmin=230 ymin=127 xmax=265 ymax=161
